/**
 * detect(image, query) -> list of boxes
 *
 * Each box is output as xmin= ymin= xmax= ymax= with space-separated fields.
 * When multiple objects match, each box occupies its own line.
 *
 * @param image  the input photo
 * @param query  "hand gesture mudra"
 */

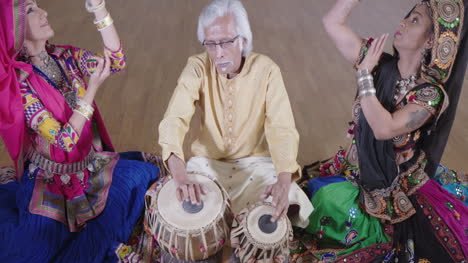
xmin=359 ymin=34 xmax=389 ymax=72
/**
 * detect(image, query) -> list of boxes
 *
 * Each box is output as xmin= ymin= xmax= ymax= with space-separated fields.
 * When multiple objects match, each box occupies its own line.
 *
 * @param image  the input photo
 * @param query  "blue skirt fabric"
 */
xmin=0 ymin=152 xmax=159 ymax=263
xmin=306 ymin=175 xmax=347 ymax=199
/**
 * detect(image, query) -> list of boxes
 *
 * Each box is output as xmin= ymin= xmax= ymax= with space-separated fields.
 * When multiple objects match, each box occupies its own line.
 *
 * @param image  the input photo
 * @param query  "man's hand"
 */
xmin=260 ymin=172 xmax=292 ymax=222
xmin=168 ymin=154 xmax=206 ymax=205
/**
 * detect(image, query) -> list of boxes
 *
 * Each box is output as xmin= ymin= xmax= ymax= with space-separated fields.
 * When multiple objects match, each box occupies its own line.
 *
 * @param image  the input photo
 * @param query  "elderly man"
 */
xmin=159 ymin=0 xmax=312 ymax=234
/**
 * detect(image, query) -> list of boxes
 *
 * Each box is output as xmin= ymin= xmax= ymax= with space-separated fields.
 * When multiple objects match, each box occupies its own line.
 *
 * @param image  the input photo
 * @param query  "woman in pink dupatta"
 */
xmin=0 ymin=0 xmax=162 ymax=262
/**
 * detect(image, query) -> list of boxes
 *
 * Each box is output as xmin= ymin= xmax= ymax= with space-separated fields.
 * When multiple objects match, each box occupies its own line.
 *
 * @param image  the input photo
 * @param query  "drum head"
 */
xmin=246 ymin=205 xmax=288 ymax=245
xmin=157 ymin=174 xmax=224 ymax=230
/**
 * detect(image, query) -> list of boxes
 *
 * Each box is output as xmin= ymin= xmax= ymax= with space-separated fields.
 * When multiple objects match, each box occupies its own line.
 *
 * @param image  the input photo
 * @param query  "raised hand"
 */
xmin=359 ymin=34 xmax=389 ymax=72
xmin=88 ymin=50 xmax=111 ymax=90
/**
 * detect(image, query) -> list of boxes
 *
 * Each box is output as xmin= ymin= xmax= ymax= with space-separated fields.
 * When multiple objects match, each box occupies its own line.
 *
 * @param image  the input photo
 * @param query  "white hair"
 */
xmin=197 ymin=0 xmax=253 ymax=57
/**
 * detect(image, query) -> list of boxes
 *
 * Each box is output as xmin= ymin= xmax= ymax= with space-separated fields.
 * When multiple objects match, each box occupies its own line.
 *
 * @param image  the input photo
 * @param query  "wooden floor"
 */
xmin=1 ymin=0 xmax=467 ymax=171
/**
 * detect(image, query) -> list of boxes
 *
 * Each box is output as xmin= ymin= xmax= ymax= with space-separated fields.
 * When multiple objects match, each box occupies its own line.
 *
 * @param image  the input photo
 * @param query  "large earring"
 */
xmin=420 ymin=47 xmax=431 ymax=78
xmin=18 ymin=46 xmax=30 ymax=61
xmin=421 ymin=47 xmax=431 ymax=66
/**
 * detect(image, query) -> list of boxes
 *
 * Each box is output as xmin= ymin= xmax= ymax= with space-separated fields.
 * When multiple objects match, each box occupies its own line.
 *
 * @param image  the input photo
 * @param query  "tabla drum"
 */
xmin=144 ymin=173 xmax=233 ymax=261
xmin=231 ymin=202 xmax=293 ymax=263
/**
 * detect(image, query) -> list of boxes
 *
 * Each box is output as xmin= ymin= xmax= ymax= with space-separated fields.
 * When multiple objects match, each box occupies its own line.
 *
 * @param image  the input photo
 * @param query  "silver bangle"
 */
xmin=358 ymin=75 xmax=374 ymax=84
xmin=359 ymin=80 xmax=374 ymax=90
xmin=356 ymin=68 xmax=370 ymax=78
xmin=86 ymin=0 xmax=105 ymax=13
xmin=359 ymin=88 xmax=377 ymax=97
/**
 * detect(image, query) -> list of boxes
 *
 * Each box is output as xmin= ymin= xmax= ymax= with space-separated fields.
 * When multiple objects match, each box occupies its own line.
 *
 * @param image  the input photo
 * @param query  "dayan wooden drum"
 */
xmin=231 ymin=202 xmax=293 ymax=263
xmin=144 ymin=173 xmax=233 ymax=261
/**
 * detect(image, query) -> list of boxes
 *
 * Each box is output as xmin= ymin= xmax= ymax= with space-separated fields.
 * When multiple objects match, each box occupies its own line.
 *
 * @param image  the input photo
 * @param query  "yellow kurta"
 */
xmin=159 ymin=52 xmax=300 ymax=176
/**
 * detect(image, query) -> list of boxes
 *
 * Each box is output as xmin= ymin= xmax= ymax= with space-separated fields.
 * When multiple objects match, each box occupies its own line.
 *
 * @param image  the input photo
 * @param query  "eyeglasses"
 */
xmin=203 ymin=35 xmax=240 ymax=51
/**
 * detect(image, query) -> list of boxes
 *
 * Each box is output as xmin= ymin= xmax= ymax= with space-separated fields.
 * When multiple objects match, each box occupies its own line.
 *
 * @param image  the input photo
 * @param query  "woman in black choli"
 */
xmin=299 ymin=0 xmax=468 ymax=262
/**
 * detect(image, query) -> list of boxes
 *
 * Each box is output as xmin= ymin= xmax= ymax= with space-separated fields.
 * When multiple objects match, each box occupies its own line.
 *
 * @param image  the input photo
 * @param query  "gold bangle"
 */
xmin=77 ymin=99 xmax=94 ymax=114
xmin=74 ymin=103 xmax=94 ymax=120
xmin=86 ymin=0 xmax=105 ymax=13
xmin=73 ymin=108 xmax=93 ymax=121
xmin=94 ymin=13 xmax=114 ymax=31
